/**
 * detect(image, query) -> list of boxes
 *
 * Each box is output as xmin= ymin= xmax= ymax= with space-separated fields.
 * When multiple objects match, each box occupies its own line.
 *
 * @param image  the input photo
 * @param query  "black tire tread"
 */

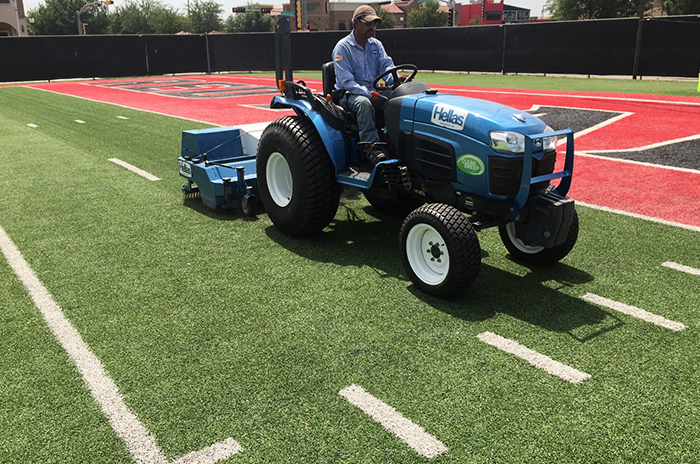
xmin=400 ymin=203 xmax=481 ymax=298
xmin=258 ymin=116 xmax=340 ymax=236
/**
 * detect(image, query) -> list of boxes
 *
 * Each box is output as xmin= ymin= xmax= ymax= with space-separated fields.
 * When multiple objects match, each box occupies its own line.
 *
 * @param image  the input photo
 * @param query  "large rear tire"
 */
xmin=400 ymin=203 xmax=481 ymax=298
xmin=257 ymin=116 xmax=340 ymax=236
xmin=499 ymin=209 xmax=579 ymax=265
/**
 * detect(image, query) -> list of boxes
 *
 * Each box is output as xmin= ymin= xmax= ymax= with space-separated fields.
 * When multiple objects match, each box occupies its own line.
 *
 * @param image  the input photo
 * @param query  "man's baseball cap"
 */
xmin=353 ymin=5 xmax=382 ymax=22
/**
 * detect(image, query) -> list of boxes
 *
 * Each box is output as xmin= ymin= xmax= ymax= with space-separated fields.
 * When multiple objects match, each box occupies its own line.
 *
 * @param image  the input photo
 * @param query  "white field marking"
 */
xmin=662 ymin=261 xmax=700 ymax=276
xmin=117 ymin=115 xmax=129 ymax=120
xmin=27 ymin=123 xmax=38 ymax=128
xmin=28 ymin=86 xmax=219 ymax=126
xmin=575 ymin=151 xmax=700 ymax=175
xmin=435 ymin=87 xmax=700 ymax=107
xmin=477 ymin=332 xmax=591 ymax=384
xmin=581 ymin=293 xmax=686 ymax=331
xmin=339 ymin=384 xmax=448 ymax=459
xmin=0 ymin=225 xmax=243 ymax=464
xmin=577 ymin=201 xmax=700 ymax=233
xmin=557 ymin=111 xmax=633 ymax=145
xmin=108 ymin=158 xmax=161 ymax=181
xmin=75 ymin=119 xmax=85 ymax=123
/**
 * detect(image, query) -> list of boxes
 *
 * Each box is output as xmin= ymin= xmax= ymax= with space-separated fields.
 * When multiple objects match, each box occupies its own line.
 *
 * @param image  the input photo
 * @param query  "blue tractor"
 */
xmin=179 ymin=17 xmax=578 ymax=298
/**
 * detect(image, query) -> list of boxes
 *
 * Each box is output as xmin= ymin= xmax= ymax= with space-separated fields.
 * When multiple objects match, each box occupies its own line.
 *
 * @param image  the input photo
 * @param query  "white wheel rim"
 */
xmin=405 ymin=223 xmax=450 ymax=286
xmin=505 ymin=222 xmax=544 ymax=254
xmin=266 ymin=151 xmax=293 ymax=207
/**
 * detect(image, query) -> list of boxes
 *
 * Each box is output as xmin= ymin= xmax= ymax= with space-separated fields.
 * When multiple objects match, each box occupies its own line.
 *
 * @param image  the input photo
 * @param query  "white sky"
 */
xmin=22 ymin=0 xmax=548 ymax=20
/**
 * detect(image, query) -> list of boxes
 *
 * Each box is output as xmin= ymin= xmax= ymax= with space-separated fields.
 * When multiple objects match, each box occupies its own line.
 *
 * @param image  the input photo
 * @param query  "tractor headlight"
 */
xmin=542 ymin=125 xmax=557 ymax=151
xmin=490 ymin=131 xmax=525 ymax=154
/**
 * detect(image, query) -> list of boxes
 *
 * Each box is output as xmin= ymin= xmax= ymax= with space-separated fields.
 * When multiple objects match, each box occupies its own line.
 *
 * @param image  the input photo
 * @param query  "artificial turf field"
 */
xmin=1 ymin=75 xmax=700 ymax=463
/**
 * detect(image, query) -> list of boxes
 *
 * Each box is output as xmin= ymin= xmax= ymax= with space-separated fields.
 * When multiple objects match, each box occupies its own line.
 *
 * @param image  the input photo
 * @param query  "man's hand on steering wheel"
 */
xmin=372 ymin=64 xmax=418 ymax=91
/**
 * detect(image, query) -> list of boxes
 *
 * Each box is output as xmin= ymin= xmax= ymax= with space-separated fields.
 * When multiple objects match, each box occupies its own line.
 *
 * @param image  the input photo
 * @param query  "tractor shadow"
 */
xmin=182 ymin=196 xmax=261 ymax=223
xmin=266 ymin=202 xmax=622 ymax=342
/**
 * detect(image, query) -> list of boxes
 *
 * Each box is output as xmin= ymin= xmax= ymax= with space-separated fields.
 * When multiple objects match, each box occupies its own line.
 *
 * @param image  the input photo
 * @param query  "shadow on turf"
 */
xmin=182 ymin=196 xmax=262 ymax=222
xmin=266 ymin=202 xmax=623 ymax=342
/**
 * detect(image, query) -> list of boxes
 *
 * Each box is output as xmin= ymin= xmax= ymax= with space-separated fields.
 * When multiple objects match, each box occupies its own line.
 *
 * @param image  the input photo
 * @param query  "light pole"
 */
xmin=76 ymin=0 xmax=113 ymax=35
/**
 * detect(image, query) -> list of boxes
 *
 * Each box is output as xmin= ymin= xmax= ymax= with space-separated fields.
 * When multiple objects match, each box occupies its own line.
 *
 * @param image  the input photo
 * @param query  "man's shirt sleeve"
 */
xmin=375 ymin=41 xmax=396 ymax=87
xmin=333 ymin=41 xmax=372 ymax=99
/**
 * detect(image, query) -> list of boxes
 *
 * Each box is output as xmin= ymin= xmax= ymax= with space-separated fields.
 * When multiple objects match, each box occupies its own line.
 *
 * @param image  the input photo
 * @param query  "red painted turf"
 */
xmin=26 ymin=76 xmax=700 ymax=228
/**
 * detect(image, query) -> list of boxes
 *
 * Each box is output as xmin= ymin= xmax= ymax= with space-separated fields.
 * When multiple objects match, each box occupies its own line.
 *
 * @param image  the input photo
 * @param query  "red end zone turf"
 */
xmin=26 ymin=76 xmax=700 ymax=229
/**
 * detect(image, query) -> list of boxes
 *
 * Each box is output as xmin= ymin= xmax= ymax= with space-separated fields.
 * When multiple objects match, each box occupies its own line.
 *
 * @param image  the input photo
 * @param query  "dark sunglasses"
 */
xmin=359 ymin=18 xmax=379 ymax=27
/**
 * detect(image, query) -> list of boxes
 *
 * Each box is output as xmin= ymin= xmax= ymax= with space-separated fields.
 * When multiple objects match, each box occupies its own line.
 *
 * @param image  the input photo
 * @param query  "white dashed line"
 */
xmin=339 ymin=384 xmax=448 ymax=459
xmin=661 ymin=261 xmax=700 ymax=276
xmin=577 ymin=201 xmax=700 ymax=233
xmin=108 ymin=158 xmax=161 ymax=181
xmin=477 ymin=332 xmax=591 ymax=384
xmin=75 ymin=119 xmax=85 ymax=124
xmin=581 ymin=293 xmax=686 ymax=331
xmin=117 ymin=116 xmax=129 ymax=119
xmin=27 ymin=123 xmax=38 ymax=128
xmin=0 ymin=225 xmax=242 ymax=464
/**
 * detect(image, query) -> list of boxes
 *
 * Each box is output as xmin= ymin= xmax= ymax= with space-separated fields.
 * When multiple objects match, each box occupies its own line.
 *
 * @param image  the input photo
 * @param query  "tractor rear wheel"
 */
xmin=400 ymin=203 xmax=481 ymax=298
xmin=257 ymin=116 xmax=340 ymax=236
xmin=499 ymin=209 xmax=579 ymax=265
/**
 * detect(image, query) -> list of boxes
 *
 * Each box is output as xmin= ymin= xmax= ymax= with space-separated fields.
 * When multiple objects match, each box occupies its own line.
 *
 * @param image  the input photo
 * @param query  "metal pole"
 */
xmin=632 ymin=0 xmax=645 ymax=79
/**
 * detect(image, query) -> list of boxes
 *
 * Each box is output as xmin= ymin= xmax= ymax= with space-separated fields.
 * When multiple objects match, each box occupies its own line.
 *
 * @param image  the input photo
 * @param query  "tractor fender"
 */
xmin=270 ymin=96 xmax=348 ymax=175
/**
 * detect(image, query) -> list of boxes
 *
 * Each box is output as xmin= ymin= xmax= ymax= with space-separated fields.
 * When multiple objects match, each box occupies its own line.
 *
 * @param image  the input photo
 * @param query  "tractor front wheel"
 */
xmin=257 ymin=116 xmax=340 ymax=236
xmin=499 ymin=209 xmax=579 ymax=265
xmin=400 ymin=203 xmax=481 ymax=298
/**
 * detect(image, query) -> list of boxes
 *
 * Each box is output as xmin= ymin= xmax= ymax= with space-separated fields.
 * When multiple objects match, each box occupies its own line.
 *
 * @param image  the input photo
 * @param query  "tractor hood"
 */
xmin=411 ymin=93 xmax=547 ymax=143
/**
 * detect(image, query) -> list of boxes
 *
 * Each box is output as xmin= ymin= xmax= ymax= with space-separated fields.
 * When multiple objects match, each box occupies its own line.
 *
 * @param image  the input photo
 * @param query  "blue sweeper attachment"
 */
xmin=178 ymin=126 xmax=261 ymax=215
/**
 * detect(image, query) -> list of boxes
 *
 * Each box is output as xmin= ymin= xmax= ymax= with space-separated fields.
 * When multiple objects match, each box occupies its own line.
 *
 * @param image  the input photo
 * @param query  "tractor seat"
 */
xmin=322 ymin=61 xmax=346 ymax=104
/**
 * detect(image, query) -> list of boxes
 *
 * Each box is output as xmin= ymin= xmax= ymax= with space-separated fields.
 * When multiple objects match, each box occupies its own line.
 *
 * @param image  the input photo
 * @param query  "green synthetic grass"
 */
xmin=237 ymin=70 xmax=700 ymax=97
xmin=1 ymin=85 xmax=700 ymax=463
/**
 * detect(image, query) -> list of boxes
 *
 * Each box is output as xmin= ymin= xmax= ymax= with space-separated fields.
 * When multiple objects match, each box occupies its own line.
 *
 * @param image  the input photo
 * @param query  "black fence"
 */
xmin=1 ymin=16 xmax=699 ymax=82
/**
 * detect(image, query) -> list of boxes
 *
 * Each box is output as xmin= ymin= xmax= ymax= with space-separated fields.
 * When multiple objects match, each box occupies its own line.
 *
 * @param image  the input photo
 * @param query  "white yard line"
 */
xmin=27 ymin=123 xmax=38 ymax=128
xmin=662 ymin=261 xmax=700 ymax=276
xmin=75 ymin=119 xmax=85 ymax=123
xmin=581 ymin=293 xmax=686 ymax=331
xmin=339 ymin=384 xmax=448 ymax=459
xmin=0 ymin=225 xmax=242 ymax=464
xmin=436 ymin=87 xmax=700 ymax=107
xmin=577 ymin=202 xmax=700 ymax=233
xmin=477 ymin=332 xmax=591 ymax=384
xmin=109 ymin=158 xmax=161 ymax=181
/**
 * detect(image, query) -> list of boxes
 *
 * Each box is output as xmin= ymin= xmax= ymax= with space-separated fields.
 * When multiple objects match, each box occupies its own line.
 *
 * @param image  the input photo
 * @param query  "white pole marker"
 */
xmin=339 ymin=384 xmax=448 ymax=459
xmin=477 ymin=332 xmax=591 ymax=384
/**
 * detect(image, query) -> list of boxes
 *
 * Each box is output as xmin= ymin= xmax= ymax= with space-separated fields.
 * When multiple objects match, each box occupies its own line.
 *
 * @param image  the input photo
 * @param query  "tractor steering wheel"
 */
xmin=372 ymin=64 xmax=418 ymax=91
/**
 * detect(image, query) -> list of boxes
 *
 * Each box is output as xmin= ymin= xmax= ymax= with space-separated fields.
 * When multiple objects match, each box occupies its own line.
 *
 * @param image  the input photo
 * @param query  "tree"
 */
xmin=188 ymin=0 xmax=224 ymax=33
xmin=29 ymin=0 xmax=110 ymax=35
xmin=109 ymin=0 xmax=155 ymax=34
xmin=149 ymin=6 xmax=191 ymax=34
xmin=224 ymin=3 xmax=273 ymax=32
xmin=544 ymin=0 xmax=651 ymax=20
xmin=376 ymin=7 xmax=396 ymax=29
xmin=407 ymin=0 xmax=448 ymax=28
xmin=664 ymin=0 xmax=700 ymax=14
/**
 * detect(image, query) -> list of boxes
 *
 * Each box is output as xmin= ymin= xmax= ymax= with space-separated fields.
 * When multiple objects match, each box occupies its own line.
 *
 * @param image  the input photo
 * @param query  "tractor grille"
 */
xmin=489 ymin=150 xmax=557 ymax=196
xmin=409 ymin=135 xmax=456 ymax=182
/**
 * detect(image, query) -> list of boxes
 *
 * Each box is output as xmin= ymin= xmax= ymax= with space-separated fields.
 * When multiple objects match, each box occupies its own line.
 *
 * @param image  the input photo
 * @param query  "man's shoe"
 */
xmin=363 ymin=144 xmax=387 ymax=166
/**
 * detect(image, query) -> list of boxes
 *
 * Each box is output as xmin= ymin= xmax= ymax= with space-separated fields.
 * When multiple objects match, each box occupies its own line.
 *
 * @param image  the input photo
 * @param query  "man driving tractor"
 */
xmin=332 ymin=5 xmax=401 ymax=166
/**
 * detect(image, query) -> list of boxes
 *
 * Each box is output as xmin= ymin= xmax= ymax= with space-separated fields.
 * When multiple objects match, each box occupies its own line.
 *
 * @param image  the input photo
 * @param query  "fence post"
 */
xmin=501 ymin=24 xmax=507 ymax=75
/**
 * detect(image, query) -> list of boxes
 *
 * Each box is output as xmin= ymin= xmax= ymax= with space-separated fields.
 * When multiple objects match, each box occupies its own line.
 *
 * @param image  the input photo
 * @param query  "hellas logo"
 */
xmin=431 ymin=103 xmax=469 ymax=131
